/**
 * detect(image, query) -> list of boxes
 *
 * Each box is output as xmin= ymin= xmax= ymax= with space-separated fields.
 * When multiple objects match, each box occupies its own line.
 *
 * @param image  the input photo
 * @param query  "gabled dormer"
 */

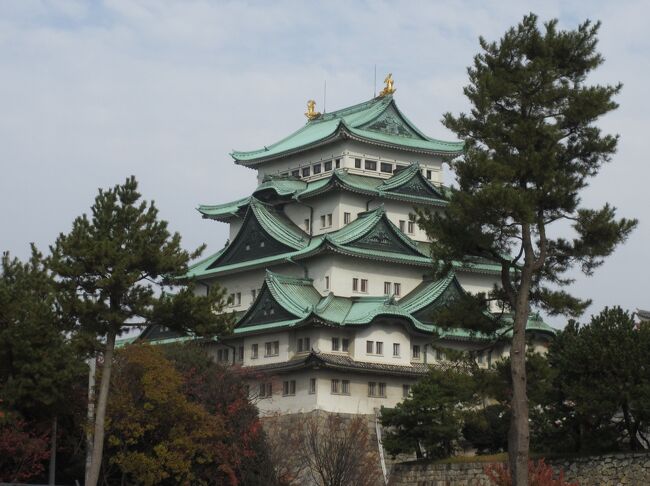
xmin=377 ymin=163 xmax=446 ymax=200
xmin=207 ymin=198 xmax=308 ymax=269
xmin=325 ymin=205 xmax=425 ymax=258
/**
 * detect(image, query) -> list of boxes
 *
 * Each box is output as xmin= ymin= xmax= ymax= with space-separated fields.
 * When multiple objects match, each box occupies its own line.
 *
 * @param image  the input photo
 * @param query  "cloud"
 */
xmin=0 ymin=0 xmax=647 ymax=326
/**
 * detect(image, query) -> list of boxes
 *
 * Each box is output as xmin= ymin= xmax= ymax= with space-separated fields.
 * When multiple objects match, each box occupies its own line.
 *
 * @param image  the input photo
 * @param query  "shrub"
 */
xmin=484 ymin=459 xmax=579 ymax=486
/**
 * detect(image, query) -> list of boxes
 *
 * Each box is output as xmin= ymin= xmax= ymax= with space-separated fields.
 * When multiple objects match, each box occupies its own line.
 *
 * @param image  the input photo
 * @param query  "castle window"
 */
xmin=360 ymin=279 xmax=368 ymax=293
xmin=412 ymin=345 xmax=421 ymax=359
xmin=366 ymin=340 xmax=374 ymax=354
xmin=327 ymin=214 xmax=332 ymax=226
xmin=251 ymin=289 xmax=257 ymax=300
xmin=378 ymin=382 xmax=387 ymax=397
xmin=260 ymin=241 xmax=265 ymax=248
xmin=368 ymin=382 xmax=376 ymax=396
xmin=426 ymin=169 xmax=432 ymax=179
xmin=342 ymin=380 xmax=350 ymax=395
xmin=344 ymin=212 xmax=351 ymax=224
xmin=477 ymin=351 xmax=484 ymax=364
xmin=399 ymin=220 xmax=406 ymax=232
xmin=402 ymin=384 xmax=411 ymax=397
xmin=313 ymin=163 xmax=322 ymax=174
xmin=291 ymin=170 xmax=300 ymax=177
xmin=325 ymin=276 xmax=330 ymax=290
xmin=365 ymin=159 xmax=377 ymax=171
xmin=302 ymin=166 xmax=310 ymax=177
xmin=376 ymin=342 xmax=383 ymax=355
xmin=331 ymin=379 xmax=340 ymax=394
xmin=384 ymin=282 xmax=391 ymax=295
xmin=332 ymin=337 xmax=340 ymax=351
xmin=309 ymin=378 xmax=317 ymax=394
xmin=260 ymin=382 xmax=272 ymax=398
xmin=352 ymin=278 xmax=359 ymax=292
xmin=238 ymin=346 xmax=244 ymax=361
xmin=265 ymin=341 xmax=279 ymax=357
xmin=436 ymin=349 xmax=444 ymax=361
xmin=335 ymin=158 xmax=341 ymax=168
xmin=408 ymin=213 xmax=416 ymax=234
xmin=251 ymin=343 xmax=258 ymax=359
xmin=324 ymin=160 xmax=332 ymax=171
xmin=394 ymin=283 xmax=401 ymax=296
xmin=342 ymin=338 xmax=349 ymax=352
xmin=235 ymin=293 xmax=241 ymax=306
xmin=304 ymin=337 xmax=310 ymax=351
xmin=354 ymin=158 xmax=362 ymax=168
xmin=320 ymin=213 xmax=332 ymax=228
xmin=282 ymin=380 xmax=296 ymax=396
xmin=381 ymin=162 xmax=393 ymax=173
xmin=298 ymin=338 xmax=303 ymax=352
xmin=393 ymin=343 xmax=400 ymax=357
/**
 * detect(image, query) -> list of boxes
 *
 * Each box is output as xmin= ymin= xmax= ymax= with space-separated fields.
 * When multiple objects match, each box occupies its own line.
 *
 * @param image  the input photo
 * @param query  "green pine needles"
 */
xmin=417 ymin=14 xmax=637 ymax=485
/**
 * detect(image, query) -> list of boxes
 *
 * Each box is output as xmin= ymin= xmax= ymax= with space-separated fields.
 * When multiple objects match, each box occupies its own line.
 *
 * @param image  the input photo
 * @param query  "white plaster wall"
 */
xmin=351 ymin=321 xmax=413 ymax=366
xmin=253 ymin=369 xmax=319 ymax=415
xmin=255 ymin=139 xmax=447 ymax=185
xmin=242 ymin=330 xmax=291 ymax=366
xmin=324 ymin=255 xmax=427 ymax=298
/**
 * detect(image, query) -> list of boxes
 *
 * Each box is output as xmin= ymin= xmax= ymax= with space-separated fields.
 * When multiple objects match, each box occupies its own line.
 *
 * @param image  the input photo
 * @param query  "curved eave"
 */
xmin=233 ymin=123 xmax=463 ymax=167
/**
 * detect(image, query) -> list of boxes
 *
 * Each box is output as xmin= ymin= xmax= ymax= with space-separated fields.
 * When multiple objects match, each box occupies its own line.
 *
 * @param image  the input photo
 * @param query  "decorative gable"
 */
xmin=361 ymin=104 xmax=420 ymax=139
xmin=237 ymin=284 xmax=296 ymax=328
xmin=412 ymin=279 xmax=464 ymax=324
xmin=208 ymin=212 xmax=294 ymax=269
xmin=384 ymin=171 xmax=445 ymax=199
xmin=348 ymin=217 xmax=422 ymax=256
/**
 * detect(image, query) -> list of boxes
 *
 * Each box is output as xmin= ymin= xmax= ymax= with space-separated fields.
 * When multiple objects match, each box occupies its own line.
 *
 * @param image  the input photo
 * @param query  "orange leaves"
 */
xmin=484 ymin=459 xmax=580 ymax=486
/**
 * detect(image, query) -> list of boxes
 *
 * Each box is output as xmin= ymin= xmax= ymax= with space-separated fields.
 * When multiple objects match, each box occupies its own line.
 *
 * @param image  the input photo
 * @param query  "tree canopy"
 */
xmin=48 ymin=176 xmax=233 ymax=486
xmin=418 ymin=14 xmax=637 ymax=483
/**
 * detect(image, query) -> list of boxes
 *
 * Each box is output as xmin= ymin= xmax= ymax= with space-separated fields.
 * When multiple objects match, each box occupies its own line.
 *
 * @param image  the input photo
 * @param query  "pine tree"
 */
xmin=417 ymin=14 xmax=637 ymax=484
xmin=0 ymin=247 xmax=83 ymax=484
xmin=48 ymin=176 xmax=232 ymax=486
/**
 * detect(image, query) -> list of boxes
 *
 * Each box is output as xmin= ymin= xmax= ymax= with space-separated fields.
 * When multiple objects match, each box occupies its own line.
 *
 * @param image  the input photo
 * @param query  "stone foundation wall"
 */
xmin=388 ymin=452 xmax=650 ymax=486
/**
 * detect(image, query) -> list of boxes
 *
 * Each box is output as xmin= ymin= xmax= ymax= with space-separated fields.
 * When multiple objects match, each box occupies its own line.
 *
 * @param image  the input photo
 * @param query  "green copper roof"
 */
xmin=232 ymin=270 xmax=556 ymax=341
xmin=231 ymin=95 xmax=463 ymax=165
xmin=199 ymin=166 xmax=448 ymax=223
xmin=187 ymin=205 xmax=440 ymax=279
xmin=198 ymin=196 xmax=250 ymax=220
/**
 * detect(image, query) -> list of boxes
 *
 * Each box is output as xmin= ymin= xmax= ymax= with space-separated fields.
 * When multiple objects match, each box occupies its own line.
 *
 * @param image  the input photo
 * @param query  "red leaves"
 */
xmin=0 ymin=417 xmax=50 ymax=483
xmin=484 ymin=459 xmax=580 ymax=486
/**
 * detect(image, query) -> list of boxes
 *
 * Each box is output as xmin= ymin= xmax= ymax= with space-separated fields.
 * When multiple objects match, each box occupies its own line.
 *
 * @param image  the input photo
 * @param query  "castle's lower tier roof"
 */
xmin=231 ymin=270 xmax=556 ymax=339
xmin=230 ymin=95 xmax=463 ymax=166
xmin=244 ymin=351 xmax=431 ymax=377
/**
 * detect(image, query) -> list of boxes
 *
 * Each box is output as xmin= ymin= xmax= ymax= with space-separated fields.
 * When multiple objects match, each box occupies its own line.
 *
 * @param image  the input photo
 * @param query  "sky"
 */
xmin=1 ymin=0 xmax=648 ymax=327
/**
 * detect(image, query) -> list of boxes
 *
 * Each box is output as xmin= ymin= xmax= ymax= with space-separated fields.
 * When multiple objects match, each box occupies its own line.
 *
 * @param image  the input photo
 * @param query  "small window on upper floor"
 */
xmin=384 ymin=281 xmax=391 ymax=295
xmin=352 ymin=278 xmax=359 ymax=292
xmin=291 ymin=169 xmax=300 ymax=177
xmin=407 ymin=220 xmax=415 ymax=234
xmin=393 ymin=343 xmax=400 ymax=357
xmin=335 ymin=158 xmax=341 ymax=168
xmin=394 ymin=282 xmax=401 ymax=297
xmin=342 ymin=338 xmax=349 ymax=352
xmin=325 ymin=276 xmax=330 ymax=290
xmin=313 ymin=163 xmax=322 ymax=174
xmin=381 ymin=162 xmax=393 ymax=173
xmin=365 ymin=159 xmax=377 ymax=171
xmin=324 ymin=160 xmax=332 ymax=171
xmin=399 ymin=220 xmax=406 ymax=232
xmin=332 ymin=337 xmax=340 ymax=351
xmin=236 ymin=292 xmax=241 ymax=306
xmin=402 ymin=384 xmax=411 ymax=397
xmin=302 ymin=166 xmax=311 ymax=177
xmin=344 ymin=212 xmax=351 ymax=224
xmin=355 ymin=158 xmax=362 ymax=168
xmin=412 ymin=345 xmax=421 ymax=359
xmin=327 ymin=214 xmax=332 ymax=226
xmin=376 ymin=341 xmax=384 ymax=355
xmin=360 ymin=279 xmax=368 ymax=293
xmin=426 ymin=169 xmax=432 ymax=180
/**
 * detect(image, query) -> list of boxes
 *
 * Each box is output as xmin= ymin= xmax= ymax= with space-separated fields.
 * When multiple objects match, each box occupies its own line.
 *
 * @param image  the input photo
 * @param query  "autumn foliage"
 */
xmin=0 ymin=416 xmax=50 ymax=483
xmin=484 ymin=459 xmax=579 ymax=486
xmin=104 ymin=344 xmax=272 ymax=486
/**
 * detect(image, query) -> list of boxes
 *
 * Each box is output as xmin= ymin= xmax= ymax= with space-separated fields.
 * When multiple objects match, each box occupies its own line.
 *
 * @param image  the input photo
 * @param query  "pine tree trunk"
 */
xmin=509 ymin=299 xmax=530 ymax=485
xmin=49 ymin=415 xmax=57 ymax=485
xmin=86 ymin=330 xmax=116 ymax=486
